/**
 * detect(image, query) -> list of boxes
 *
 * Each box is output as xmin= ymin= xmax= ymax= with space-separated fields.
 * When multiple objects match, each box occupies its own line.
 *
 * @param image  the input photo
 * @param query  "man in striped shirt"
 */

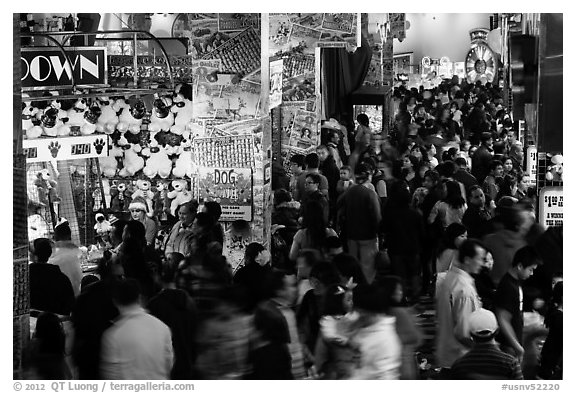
xmin=450 ymin=308 xmax=523 ymax=379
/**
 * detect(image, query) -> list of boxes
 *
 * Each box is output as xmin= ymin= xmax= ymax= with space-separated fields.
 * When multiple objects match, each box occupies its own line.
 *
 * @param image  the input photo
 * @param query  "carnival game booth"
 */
xmin=20 ymin=15 xmax=269 ymax=269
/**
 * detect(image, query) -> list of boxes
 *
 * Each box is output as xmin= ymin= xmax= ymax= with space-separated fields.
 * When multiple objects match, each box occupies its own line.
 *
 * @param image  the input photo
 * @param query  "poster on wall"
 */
xmin=289 ymin=109 xmax=318 ymax=150
xmin=280 ymin=101 xmax=308 ymax=146
xmin=526 ymin=145 xmax=538 ymax=187
xmin=282 ymin=72 xmax=315 ymax=103
xmin=321 ymin=13 xmax=355 ymax=34
xmin=217 ymin=13 xmax=260 ymax=32
xmin=270 ymin=59 xmax=283 ymax=109
xmin=193 ymin=79 xmax=260 ymax=120
xmin=388 ymin=13 xmax=406 ymax=40
xmin=538 ymin=186 xmax=563 ymax=229
xmin=202 ymin=27 xmax=260 ymax=76
xmin=193 ymin=134 xmax=255 ymax=168
xmin=288 ymin=24 xmax=323 ymax=55
xmin=197 ymin=167 xmax=253 ymax=221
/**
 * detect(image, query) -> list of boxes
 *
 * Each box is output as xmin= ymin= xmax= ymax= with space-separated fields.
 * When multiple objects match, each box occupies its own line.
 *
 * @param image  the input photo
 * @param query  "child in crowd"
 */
xmin=336 ymin=165 xmax=355 ymax=197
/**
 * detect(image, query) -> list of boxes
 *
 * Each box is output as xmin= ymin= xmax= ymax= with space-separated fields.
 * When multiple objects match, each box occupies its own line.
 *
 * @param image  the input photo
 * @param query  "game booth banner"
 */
xmin=197 ymin=167 xmax=253 ymax=221
xmin=538 ymin=186 xmax=563 ymax=229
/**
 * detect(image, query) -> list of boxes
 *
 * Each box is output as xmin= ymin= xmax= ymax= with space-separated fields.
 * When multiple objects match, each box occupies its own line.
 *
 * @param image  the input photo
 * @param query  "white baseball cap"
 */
xmin=469 ymin=308 xmax=499 ymax=337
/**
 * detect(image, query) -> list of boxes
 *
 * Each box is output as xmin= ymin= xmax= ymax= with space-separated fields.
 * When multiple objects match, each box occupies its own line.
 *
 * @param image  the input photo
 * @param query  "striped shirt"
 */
xmin=164 ymin=222 xmax=194 ymax=257
xmin=450 ymin=342 xmax=523 ymax=379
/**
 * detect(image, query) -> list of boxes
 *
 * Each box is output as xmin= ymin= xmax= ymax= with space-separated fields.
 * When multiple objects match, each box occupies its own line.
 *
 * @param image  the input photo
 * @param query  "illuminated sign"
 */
xmin=21 ymin=47 xmax=108 ymax=89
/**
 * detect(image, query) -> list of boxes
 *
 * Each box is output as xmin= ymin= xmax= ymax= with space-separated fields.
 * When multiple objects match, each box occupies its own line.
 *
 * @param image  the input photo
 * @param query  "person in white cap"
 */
xmin=129 ymin=197 xmax=158 ymax=246
xmin=450 ymin=308 xmax=523 ymax=380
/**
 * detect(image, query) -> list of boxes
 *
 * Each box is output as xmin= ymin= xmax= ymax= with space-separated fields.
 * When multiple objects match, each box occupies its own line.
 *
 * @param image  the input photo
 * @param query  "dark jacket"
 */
xmin=29 ymin=263 xmax=75 ymax=316
xmin=147 ymin=288 xmax=197 ymax=379
xmin=337 ymin=184 xmax=381 ymax=240
xmin=471 ymin=144 xmax=493 ymax=184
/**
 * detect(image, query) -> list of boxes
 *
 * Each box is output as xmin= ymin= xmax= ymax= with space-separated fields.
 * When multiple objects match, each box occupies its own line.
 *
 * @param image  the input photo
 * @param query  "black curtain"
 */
xmin=322 ymin=35 xmax=372 ymax=129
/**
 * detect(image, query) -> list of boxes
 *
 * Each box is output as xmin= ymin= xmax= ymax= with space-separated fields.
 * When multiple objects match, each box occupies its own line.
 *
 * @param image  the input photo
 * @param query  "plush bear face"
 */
xmin=136 ymin=179 xmax=151 ymax=191
xmin=37 ymin=169 xmax=51 ymax=181
xmin=171 ymin=179 xmax=187 ymax=192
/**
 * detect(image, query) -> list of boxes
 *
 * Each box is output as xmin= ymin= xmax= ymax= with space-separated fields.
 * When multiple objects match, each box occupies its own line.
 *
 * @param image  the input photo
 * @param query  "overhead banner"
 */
xmin=538 ymin=186 xmax=563 ymax=229
xmin=197 ymin=167 xmax=253 ymax=221
xmin=22 ymin=135 xmax=109 ymax=163
xmin=21 ymin=47 xmax=108 ymax=90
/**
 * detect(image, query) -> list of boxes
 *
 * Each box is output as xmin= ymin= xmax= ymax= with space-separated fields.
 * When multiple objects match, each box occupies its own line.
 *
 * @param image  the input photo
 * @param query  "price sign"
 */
xmin=22 ymin=135 xmax=109 ymax=163
xmin=539 ymin=186 xmax=563 ymax=229
xmin=526 ymin=145 xmax=537 ymax=186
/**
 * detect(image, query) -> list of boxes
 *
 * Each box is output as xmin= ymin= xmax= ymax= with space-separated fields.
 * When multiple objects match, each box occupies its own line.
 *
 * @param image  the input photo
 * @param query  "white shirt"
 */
xmin=49 ymin=241 xmax=83 ymax=297
xmin=101 ymin=306 xmax=174 ymax=380
xmin=435 ymin=264 xmax=482 ymax=367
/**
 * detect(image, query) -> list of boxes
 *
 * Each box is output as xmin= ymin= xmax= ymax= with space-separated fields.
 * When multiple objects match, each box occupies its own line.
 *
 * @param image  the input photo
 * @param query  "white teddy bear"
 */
xmin=119 ymin=143 xmax=145 ymax=177
xmin=99 ymin=143 xmax=124 ymax=178
xmin=148 ymin=93 xmax=175 ymax=133
xmin=117 ymin=100 xmax=147 ymax=135
xmin=131 ymin=179 xmax=155 ymax=217
xmin=141 ymin=139 xmax=173 ymax=179
xmin=22 ymin=99 xmax=43 ymax=139
xmin=95 ymin=96 xmax=120 ymax=134
xmin=172 ymin=139 xmax=195 ymax=178
xmin=170 ymin=92 xmax=194 ymax=135
xmin=66 ymin=97 xmax=89 ymax=133
xmin=167 ymin=179 xmax=193 ymax=216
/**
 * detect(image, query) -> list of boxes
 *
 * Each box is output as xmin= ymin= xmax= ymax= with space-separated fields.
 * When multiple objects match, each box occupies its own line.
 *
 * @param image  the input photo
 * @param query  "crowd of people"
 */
xmin=24 ymin=78 xmax=562 ymax=380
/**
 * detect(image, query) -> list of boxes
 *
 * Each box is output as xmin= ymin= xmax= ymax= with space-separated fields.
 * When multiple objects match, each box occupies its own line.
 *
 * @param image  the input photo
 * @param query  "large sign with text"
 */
xmin=197 ymin=167 xmax=253 ymax=221
xmin=21 ymin=47 xmax=107 ymax=89
xmin=538 ymin=186 xmax=563 ymax=229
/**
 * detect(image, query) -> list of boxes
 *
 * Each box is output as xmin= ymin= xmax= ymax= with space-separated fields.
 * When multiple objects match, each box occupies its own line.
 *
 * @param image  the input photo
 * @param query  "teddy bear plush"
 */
xmin=119 ymin=143 xmax=145 ymax=177
xmin=80 ymin=102 xmax=101 ymax=135
xmin=148 ymin=93 xmax=175 ymax=133
xmin=167 ymin=179 xmax=193 ymax=216
xmin=141 ymin=139 xmax=173 ymax=179
xmin=34 ymin=168 xmax=61 ymax=207
xmin=99 ymin=143 xmax=124 ymax=178
xmin=153 ymin=181 xmax=170 ymax=219
xmin=546 ymin=154 xmax=563 ymax=182
xmin=95 ymin=96 xmax=120 ymax=134
xmin=66 ymin=97 xmax=89 ymax=134
xmin=117 ymin=99 xmax=147 ymax=135
xmin=172 ymin=139 xmax=195 ymax=178
xmin=170 ymin=84 xmax=194 ymax=135
xmin=40 ymin=105 xmax=68 ymax=137
xmin=131 ymin=179 xmax=155 ymax=217
xmin=110 ymin=181 xmax=132 ymax=212
xmin=22 ymin=100 xmax=43 ymax=139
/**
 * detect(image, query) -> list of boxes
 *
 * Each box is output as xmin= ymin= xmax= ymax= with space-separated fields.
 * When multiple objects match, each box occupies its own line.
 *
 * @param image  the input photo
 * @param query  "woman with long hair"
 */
xmin=289 ymin=200 xmax=337 ymax=262
xmin=428 ymin=180 xmax=467 ymax=229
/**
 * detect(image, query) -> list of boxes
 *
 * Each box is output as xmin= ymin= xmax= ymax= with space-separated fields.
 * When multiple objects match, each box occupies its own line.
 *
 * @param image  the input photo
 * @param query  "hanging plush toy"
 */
xmin=131 ymin=179 xmax=155 ymax=217
xmin=170 ymin=84 xmax=194 ymax=135
xmin=153 ymin=181 xmax=169 ymax=219
xmin=546 ymin=154 xmax=563 ymax=182
xmin=22 ymin=100 xmax=43 ymax=139
xmin=34 ymin=168 xmax=61 ymax=207
xmin=141 ymin=139 xmax=173 ymax=179
xmin=148 ymin=93 xmax=175 ymax=133
xmin=81 ymin=101 xmax=101 ymax=135
xmin=119 ymin=143 xmax=145 ymax=177
xmin=95 ymin=96 xmax=120 ymax=134
xmin=117 ymin=99 xmax=147 ymax=135
xmin=172 ymin=139 xmax=195 ymax=178
xmin=99 ymin=143 xmax=124 ymax=178
xmin=167 ymin=179 xmax=193 ymax=216
xmin=66 ymin=97 xmax=89 ymax=134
